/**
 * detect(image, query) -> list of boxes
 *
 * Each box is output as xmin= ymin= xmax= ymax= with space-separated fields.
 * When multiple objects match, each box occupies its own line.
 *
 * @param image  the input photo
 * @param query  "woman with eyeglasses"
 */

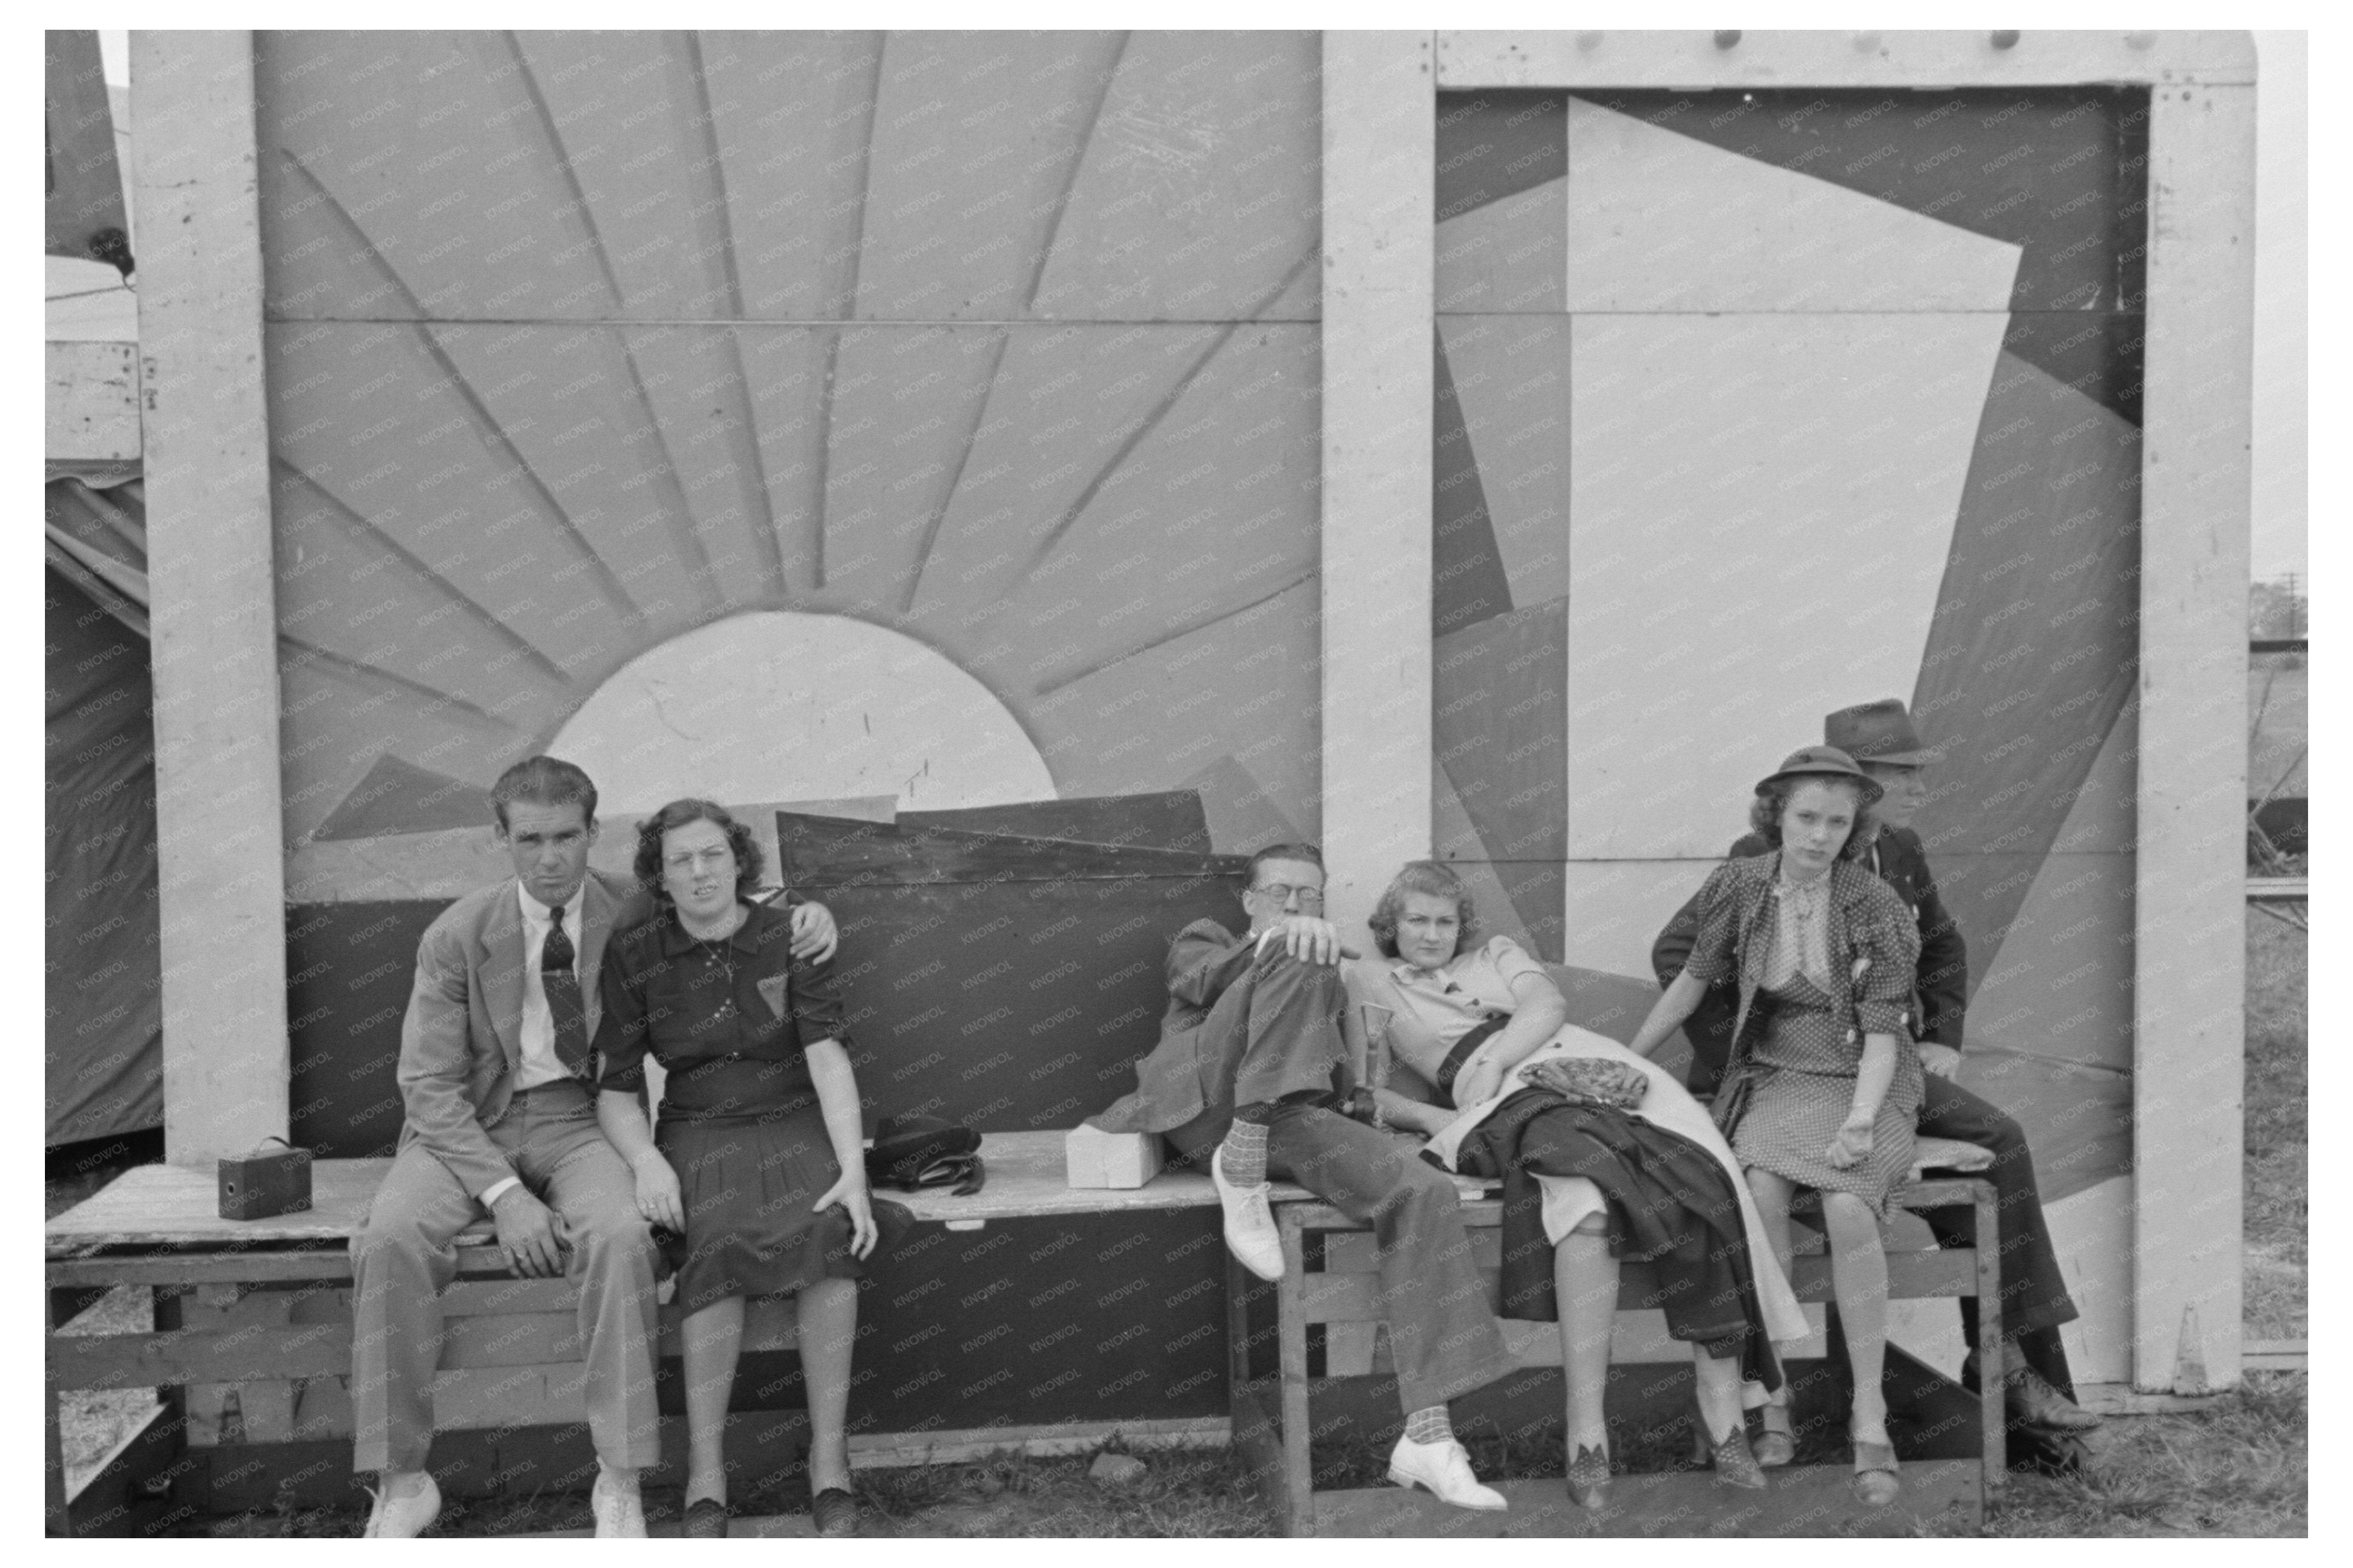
xmin=591 ymin=799 xmax=900 ymax=1538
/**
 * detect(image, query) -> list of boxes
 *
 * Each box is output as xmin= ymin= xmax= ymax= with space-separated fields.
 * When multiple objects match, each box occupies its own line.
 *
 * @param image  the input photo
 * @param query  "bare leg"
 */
xmin=1693 ymin=1347 xmax=1747 ymax=1440
xmin=1744 ymin=1168 xmax=1798 ymax=1437
xmin=680 ymin=1296 xmax=746 ymax=1507
xmin=1553 ymin=1213 xmax=1617 ymax=1457
xmin=797 ymin=1278 xmax=859 ymax=1495
xmin=1819 ymin=1192 xmax=1891 ymax=1444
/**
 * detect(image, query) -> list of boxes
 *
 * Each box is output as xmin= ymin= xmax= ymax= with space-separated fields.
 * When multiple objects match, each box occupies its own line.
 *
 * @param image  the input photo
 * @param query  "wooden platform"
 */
xmin=44 ymin=1131 xmax=1291 ymax=1260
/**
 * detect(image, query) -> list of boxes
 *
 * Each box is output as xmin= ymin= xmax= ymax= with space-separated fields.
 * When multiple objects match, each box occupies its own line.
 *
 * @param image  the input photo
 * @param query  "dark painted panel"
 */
xmin=1433 ymin=327 xmax=1514 ymax=638
xmin=286 ymin=901 xmax=445 ymax=1158
xmin=898 ymin=791 xmax=1213 ymax=855
xmin=1435 ymin=90 xmax=1567 ymax=222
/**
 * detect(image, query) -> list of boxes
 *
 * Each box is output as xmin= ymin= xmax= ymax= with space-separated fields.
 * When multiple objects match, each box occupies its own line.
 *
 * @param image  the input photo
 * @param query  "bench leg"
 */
xmin=1276 ymin=1208 xmax=1314 ymax=1537
xmin=1973 ymin=1181 xmax=2007 ymax=1515
xmin=46 ymin=1280 xmax=70 ymax=1536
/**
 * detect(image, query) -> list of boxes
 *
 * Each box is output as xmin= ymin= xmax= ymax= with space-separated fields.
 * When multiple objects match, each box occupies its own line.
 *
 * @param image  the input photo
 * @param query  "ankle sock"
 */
xmin=1404 ymin=1405 xmax=1453 ymax=1446
xmin=1221 ymin=1111 xmax=1271 ymax=1187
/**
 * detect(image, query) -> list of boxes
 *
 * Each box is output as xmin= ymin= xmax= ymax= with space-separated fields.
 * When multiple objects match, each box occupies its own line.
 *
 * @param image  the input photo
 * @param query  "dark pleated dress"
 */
xmin=593 ymin=901 xmax=900 ymax=1315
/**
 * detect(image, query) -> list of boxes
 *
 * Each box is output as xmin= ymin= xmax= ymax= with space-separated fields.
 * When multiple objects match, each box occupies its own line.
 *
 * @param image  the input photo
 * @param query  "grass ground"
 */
xmin=53 ymin=921 xmax=2307 ymax=1536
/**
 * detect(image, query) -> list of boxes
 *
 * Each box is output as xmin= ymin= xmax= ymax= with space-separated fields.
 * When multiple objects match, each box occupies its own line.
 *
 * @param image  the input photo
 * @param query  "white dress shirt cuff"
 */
xmin=479 ymin=1174 xmax=522 ymax=1210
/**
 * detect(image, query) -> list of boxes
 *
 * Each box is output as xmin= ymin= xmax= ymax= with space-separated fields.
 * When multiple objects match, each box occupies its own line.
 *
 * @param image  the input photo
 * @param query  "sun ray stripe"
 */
xmin=1031 ymin=568 xmax=1316 ymax=697
xmin=273 ymin=152 xmax=644 ymax=622
xmin=681 ymin=31 xmax=788 ymax=596
xmin=1022 ymin=32 xmax=1130 ymax=314
xmin=500 ymin=32 xmax=626 ymax=314
xmin=1013 ymin=246 xmax=1317 ymax=585
xmin=499 ymin=38 xmax=719 ymax=612
xmin=614 ymin=329 xmax=724 ymax=615
xmin=272 ymin=458 xmax=573 ymax=687
xmin=812 ymin=33 xmax=890 ymax=591
xmin=277 ymin=635 xmax=517 ymax=731
xmin=900 ymin=329 xmax=1008 ymax=615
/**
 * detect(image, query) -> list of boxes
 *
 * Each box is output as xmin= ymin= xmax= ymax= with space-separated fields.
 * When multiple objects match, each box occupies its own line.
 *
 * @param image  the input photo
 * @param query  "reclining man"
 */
xmin=1652 ymin=700 xmax=2100 ymax=1441
xmin=1088 ymin=844 xmax=1517 ymax=1511
xmin=350 ymin=757 xmax=836 ymax=1536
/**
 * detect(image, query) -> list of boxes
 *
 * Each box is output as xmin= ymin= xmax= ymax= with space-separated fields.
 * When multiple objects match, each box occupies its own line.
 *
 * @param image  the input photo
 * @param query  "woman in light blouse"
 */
xmin=1348 ymin=862 xmax=1802 ymax=1510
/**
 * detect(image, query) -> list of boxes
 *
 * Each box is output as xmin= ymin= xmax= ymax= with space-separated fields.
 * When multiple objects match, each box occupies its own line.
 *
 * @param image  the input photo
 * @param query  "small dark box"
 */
xmin=218 ymin=1141 xmax=313 ymax=1220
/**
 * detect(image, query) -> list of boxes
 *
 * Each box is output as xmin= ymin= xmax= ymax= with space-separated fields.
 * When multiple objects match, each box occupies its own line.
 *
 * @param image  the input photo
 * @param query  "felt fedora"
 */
xmin=1755 ymin=745 xmax=1883 ymax=806
xmin=1824 ymin=698 xmax=1943 ymax=766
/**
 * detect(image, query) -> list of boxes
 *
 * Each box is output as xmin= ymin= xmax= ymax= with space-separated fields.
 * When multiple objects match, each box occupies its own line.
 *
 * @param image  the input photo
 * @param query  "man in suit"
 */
xmin=352 ymin=756 xmax=837 ymax=1536
xmin=1088 ymin=844 xmax=1515 ymax=1512
xmin=1651 ymin=700 xmax=2099 ymax=1443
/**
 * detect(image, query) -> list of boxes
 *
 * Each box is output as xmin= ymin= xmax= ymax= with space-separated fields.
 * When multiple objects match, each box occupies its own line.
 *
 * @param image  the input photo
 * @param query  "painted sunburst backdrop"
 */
xmin=259 ymin=30 xmax=1323 ymax=846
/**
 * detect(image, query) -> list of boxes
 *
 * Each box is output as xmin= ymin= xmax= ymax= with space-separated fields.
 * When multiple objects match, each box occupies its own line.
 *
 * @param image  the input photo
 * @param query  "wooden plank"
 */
xmin=1435 ymin=29 xmax=2256 ymax=89
xmin=2246 ymin=878 xmax=2308 ymax=901
xmin=1309 ymin=1462 xmax=1981 ymax=1537
xmin=1301 ymin=1251 xmax=1976 ymax=1328
xmin=1320 ymin=30 xmax=1436 ymax=941
xmin=47 ymin=1136 xmax=1297 ymax=1252
xmin=131 ymin=28 xmax=291 ymax=1166
xmin=46 ymin=341 xmax=140 ymax=460
xmin=2134 ymin=80 xmax=2257 ymax=1395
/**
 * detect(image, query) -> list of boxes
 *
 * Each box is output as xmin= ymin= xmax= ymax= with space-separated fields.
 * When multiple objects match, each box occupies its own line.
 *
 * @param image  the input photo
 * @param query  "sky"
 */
xmin=94 ymin=28 xmax=2309 ymax=580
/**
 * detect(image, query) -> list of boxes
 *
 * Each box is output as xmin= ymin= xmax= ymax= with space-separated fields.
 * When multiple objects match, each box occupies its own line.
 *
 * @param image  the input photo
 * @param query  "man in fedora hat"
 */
xmin=1652 ymin=700 xmax=2100 ymax=1441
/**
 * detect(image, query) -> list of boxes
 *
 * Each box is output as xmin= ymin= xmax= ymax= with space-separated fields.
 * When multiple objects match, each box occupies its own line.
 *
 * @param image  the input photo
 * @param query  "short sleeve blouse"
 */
xmin=1355 ymin=934 xmax=1550 ymax=1057
xmin=592 ymin=901 xmax=850 ymax=1095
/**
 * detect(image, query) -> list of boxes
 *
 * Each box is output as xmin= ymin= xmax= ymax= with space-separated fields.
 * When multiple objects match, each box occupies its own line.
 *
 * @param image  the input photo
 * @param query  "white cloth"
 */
xmin=1420 ymin=1023 xmax=1809 ymax=1343
xmin=480 ymin=879 xmax=589 ymax=1212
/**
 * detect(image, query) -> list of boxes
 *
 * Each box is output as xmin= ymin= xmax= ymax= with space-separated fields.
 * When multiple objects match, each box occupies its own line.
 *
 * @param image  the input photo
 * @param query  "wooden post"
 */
xmin=2132 ymin=76 xmax=2256 ymax=1394
xmin=129 ymin=31 xmax=291 ymax=1164
xmin=1320 ymin=32 xmax=1435 ymax=941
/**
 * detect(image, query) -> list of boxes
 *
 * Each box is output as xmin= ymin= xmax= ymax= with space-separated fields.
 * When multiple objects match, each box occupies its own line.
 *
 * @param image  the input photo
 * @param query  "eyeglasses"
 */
xmin=1249 ymin=882 xmax=1324 ymax=909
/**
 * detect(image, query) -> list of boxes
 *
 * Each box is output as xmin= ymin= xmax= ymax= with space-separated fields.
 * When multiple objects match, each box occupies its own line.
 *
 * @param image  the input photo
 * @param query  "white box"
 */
xmin=1063 ymin=1123 xmax=1164 ymax=1190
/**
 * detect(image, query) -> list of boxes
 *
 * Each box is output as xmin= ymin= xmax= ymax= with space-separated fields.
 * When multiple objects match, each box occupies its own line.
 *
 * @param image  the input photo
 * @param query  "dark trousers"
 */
xmin=1914 ymin=1072 xmax=2080 ymax=1395
xmin=1175 ymin=1103 xmax=1512 ymax=1414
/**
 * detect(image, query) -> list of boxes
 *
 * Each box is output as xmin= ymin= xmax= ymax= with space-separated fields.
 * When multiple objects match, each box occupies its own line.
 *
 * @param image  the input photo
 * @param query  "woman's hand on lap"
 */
xmin=817 ymin=1172 xmax=879 ymax=1258
xmin=631 ymin=1154 xmax=685 ymax=1233
xmin=1825 ymin=1117 xmax=1874 ymax=1170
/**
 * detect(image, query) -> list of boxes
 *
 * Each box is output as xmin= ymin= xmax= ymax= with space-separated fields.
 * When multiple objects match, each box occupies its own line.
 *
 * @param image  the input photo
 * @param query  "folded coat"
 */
xmin=1449 ymin=1087 xmax=1783 ymax=1390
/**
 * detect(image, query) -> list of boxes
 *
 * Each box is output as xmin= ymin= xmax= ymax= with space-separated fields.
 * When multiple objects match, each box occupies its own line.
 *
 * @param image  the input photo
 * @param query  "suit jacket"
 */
xmin=1652 ymin=826 xmax=1969 ymax=1049
xmin=396 ymin=868 xmax=646 ymax=1199
xmin=1086 ymin=919 xmax=1262 ymax=1136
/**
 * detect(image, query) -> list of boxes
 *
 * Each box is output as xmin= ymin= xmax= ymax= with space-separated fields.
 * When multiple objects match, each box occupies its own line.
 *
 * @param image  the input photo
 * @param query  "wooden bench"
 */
xmin=49 ymin=1133 xmax=2005 ymax=1539
xmin=44 ymin=1131 xmax=1267 ymax=1536
xmin=1229 ymin=1167 xmax=2007 ymax=1537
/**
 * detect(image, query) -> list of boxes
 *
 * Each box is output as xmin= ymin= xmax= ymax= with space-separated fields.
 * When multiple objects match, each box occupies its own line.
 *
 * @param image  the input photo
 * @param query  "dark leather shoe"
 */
xmin=681 ymin=1497 xmax=728 ymax=1539
xmin=1690 ymin=1415 xmax=1767 ymax=1490
xmin=813 ymin=1487 xmax=861 ymax=1538
xmin=1752 ymin=1401 xmax=1795 ymax=1468
xmin=2007 ymin=1363 xmax=2104 ymax=1431
xmin=1564 ymin=1442 xmax=1612 ymax=1511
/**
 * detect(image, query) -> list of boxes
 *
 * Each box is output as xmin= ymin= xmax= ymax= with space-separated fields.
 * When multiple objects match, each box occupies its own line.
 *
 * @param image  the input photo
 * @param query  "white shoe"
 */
xmin=1387 ymin=1434 xmax=1508 ymax=1512
xmin=592 ymin=1470 xmax=648 ymax=1538
xmin=1211 ymin=1146 xmax=1285 ymax=1281
xmin=362 ymin=1470 xmax=441 ymax=1538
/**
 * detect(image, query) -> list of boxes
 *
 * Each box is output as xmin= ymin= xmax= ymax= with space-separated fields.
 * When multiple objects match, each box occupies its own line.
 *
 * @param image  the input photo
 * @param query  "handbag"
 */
xmin=864 ymin=1113 xmax=985 ymax=1196
xmin=1523 ymin=1055 xmax=1648 ymax=1113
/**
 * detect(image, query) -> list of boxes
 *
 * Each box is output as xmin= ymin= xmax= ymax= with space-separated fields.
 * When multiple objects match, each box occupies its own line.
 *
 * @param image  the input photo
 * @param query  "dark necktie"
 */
xmin=542 ymin=907 xmax=589 ymax=1078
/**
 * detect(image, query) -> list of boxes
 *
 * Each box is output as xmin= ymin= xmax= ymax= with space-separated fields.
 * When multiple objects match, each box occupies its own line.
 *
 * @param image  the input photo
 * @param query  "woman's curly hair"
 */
xmin=1368 ymin=861 xmax=1479 ymax=960
xmin=1747 ymin=774 xmax=1877 ymax=862
xmin=633 ymin=798 xmax=765 ymax=904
